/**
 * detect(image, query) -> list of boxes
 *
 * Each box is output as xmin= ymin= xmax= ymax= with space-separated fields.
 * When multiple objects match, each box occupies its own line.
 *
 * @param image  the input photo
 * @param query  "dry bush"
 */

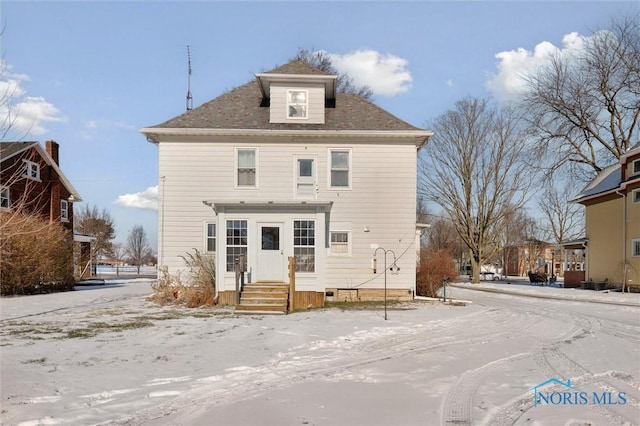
xmin=416 ymin=250 xmax=458 ymax=298
xmin=1 ymin=211 xmax=74 ymax=295
xmin=150 ymin=250 xmax=216 ymax=308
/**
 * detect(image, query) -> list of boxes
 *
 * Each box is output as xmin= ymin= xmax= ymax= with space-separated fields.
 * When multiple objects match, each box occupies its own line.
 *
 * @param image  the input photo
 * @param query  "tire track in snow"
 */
xmin=107 ymin=307 xmax=532 ymax=425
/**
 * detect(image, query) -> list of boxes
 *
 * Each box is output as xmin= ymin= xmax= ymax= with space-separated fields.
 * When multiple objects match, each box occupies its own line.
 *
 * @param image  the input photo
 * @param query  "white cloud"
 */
xmin=446 ymin=79 xmax=454 ymax=87
xmin=0 ymin=61 xmax=66 ymax=137
xmin=115 ymin=186 xmax=158 ymax=211
xmin=327 ymin=49 xmax=412 ymax=97
xmin=486 ymin=31 xmax=589 ymax=102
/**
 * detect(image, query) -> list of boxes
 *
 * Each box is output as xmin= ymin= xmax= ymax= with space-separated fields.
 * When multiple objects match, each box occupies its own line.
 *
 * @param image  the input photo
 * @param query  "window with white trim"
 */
xmin=633 ymin=188 xmax=640 ymax=203
xmin=633 ymin=159 xmax=640 ymax=175
xmin=0 ymin=186 xmax=9 ymax=209
xmin=633 ymin=239 xmax=640 ymax=257
xmin=60 ymin=200 xmax=69 ymax=222
xmin=226 ymin=220 xmax=247 ymax=272
xmin=205 ymin=223 xmax=216 ymax=253
xmin=330 ymin=231 xmax=350 ymax=255
xmin=294 ymin=220 xmax=315 ymax=272
xmin=329 ymin=149 xmax=351 ymax=189
xmin=236 ymin=148 xmax=257 ymax=187
xmin=287 ymin=90 xmax=308 ymax=119
xmin=22 ymin=160 xmax=40 ymax=180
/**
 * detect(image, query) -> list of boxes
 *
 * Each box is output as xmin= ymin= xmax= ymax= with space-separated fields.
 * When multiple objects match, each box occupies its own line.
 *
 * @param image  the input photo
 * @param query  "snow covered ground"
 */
xmin=0 ymin=279 xmax=638 ymax=426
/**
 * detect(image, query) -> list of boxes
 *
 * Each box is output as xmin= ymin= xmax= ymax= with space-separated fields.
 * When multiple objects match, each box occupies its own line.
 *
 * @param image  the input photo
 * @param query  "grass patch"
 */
xmin=323 ymin=300 xmax=403 ymax=311
xmin=21 ymin=357 xmax=47 ymax=364
xmin=64 ymin=320 xmax=154 ymax=339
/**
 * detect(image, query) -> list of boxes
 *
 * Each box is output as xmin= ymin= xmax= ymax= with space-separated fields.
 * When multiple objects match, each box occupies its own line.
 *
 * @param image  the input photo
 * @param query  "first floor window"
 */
xmin=206 ymin=223 xmax=216 ymax=252
xmin=330 ymin=231 xmax=350 ymax=255
xmin=60 ymin=200 xmax=69 ymax=222
xmin=0 ymin=186 xmax=9 ymax=209
xmin=633 ymin=239 xmax=640 ymax=257
xmin=226 ymin=220 xmax=247 ymax=272
xmin=294 ymin=220 xmax=315 ymax=272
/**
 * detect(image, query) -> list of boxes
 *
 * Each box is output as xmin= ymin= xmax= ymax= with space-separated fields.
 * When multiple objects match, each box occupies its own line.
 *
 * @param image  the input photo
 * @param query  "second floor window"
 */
xmin=23 ymin=160 xmax=40 ymax=180
xmin=60 ymin=200 xmax=69 ymax=222
xmin=237 ymin=148 xmax=257 ymax=187
xmin=330 ymin=149 xmax=350 ymax=188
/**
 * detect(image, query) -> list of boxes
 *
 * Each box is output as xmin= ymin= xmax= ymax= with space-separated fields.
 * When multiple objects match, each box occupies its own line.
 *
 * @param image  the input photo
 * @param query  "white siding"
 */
xmin=269 ymin=83 xmax=325 ymax=124
xmin=158 ymin=138 xmax=417 ymax=294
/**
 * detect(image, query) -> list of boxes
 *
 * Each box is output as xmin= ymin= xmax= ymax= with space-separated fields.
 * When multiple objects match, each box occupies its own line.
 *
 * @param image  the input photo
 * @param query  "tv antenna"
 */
xmin=186 ymin=45 xmax=193 ymax=111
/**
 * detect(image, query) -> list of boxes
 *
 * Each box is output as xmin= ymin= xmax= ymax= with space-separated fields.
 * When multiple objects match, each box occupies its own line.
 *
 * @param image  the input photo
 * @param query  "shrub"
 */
xmin=149 ymin=249 xmax=216 ymax=308
xmin=416 ymin=250 xmax=458 ymax=298
xmin=0 ymin=212 xmax=75 ymax=295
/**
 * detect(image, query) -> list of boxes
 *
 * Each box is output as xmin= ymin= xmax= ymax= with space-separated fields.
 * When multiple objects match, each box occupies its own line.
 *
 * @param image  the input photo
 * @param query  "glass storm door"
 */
xmin=257 ymin=223 xmax=284 ymax=281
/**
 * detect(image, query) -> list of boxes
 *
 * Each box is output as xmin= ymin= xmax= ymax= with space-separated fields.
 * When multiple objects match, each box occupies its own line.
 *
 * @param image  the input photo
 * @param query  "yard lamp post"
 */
xmin=373 ymin=247 xmax=399 ymax=321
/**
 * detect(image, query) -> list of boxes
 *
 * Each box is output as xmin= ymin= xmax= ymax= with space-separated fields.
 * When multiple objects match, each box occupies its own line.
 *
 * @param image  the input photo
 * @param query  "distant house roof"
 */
xmin=0 ymin=141 xmax=82 ymax=202
xmin=143 ymin=60 xmax=430 ymax=140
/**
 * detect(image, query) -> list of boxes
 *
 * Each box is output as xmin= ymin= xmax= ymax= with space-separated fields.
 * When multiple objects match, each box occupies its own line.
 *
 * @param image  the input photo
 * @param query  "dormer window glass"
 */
xmin=287 ymin=90 xmax=308 ymax=119
xmin=23 ymin=160 xmax=40 ymax=181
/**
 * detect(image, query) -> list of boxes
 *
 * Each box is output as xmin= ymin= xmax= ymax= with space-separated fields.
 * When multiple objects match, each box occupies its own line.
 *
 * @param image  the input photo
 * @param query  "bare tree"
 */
xmin=126 ymin=225 xmax=151 ymax=275
xmin=74 ymin=204 xmax=115 ymax=259
xmin=110 ymin=242 xmax=125 ymax=277
xmin=540 ymin=178 xmax=584 ymax=235
xmin=522 ymin=14 xmax=640 ymax=180
xmin=419 ymin=97 xmax=534 ymax=283
xmin=295 ymin=49 xmax=374 ymax=100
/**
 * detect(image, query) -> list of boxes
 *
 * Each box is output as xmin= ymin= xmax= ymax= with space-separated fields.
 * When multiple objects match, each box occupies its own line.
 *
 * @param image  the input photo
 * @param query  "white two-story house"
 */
xmin=141 ymin=60 xmax=432 ymax=308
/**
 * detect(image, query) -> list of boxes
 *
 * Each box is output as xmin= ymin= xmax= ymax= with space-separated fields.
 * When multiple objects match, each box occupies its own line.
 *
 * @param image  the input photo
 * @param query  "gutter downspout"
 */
xmin=615 ymin=189 xmax=628 ymax=291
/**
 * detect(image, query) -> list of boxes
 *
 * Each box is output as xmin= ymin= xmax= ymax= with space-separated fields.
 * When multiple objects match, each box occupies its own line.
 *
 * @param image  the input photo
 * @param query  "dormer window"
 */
xmin=287 ymin=90 xmax=308 ymax=119
xmin=22 ymin=160 xmax=40 ymax=181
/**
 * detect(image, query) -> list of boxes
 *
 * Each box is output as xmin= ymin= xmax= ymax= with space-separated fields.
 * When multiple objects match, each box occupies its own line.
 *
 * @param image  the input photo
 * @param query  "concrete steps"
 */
xmin=235 ymin=282 xmax=289 ymax=314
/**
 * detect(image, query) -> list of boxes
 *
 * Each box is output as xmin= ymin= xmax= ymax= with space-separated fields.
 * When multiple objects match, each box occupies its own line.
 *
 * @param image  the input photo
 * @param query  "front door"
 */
xmin=257 ymin=223 xmax=284 ymax=281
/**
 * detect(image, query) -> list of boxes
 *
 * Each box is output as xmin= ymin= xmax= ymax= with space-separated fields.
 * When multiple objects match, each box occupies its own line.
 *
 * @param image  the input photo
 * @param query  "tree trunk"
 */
xmin=470 ymin=250 xmax=481 ymax=283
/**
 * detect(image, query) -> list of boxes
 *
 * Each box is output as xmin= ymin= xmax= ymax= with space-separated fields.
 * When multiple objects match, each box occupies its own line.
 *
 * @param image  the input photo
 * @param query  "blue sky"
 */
xmin=1 ymin=1 xmax=637 ymax=250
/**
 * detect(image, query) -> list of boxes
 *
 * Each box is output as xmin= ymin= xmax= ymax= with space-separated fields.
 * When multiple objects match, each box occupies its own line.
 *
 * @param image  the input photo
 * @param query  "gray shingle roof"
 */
xmin=149 ymin=60 xmax=422 ymax=132
xmin=0 ymin=142 xmax=38 ymax=161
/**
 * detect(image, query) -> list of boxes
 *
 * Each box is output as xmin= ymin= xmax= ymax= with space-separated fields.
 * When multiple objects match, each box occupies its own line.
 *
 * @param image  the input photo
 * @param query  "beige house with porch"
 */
xmin=572 ymin=143 xmax=640 ymax=289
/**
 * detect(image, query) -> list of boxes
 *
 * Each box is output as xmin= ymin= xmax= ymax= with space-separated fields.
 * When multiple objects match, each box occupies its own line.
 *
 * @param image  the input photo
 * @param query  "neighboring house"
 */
xmin=504 ymin=240 xmax=556 ymax=277
xmin=571 ymin=143 xmax=640 ymax=289
xmin=141 ymin=60 xmax=432 ymax=307
xmin=0 ymin=140 xmax=91 ymax=278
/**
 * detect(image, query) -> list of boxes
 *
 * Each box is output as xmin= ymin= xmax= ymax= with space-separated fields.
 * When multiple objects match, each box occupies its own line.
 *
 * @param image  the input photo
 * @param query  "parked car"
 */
xmin=480 ymin=271 xmax=499 ymax=281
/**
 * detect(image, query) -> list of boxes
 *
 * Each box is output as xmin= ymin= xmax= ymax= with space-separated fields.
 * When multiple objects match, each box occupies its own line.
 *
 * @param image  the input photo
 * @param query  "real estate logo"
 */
xmin=532 ymin=378 xmax=627 ymax=407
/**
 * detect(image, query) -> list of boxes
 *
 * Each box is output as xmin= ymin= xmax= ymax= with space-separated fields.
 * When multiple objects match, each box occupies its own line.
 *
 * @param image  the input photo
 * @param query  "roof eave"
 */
xmin=141 ymin=127 xmax=434 ymax=147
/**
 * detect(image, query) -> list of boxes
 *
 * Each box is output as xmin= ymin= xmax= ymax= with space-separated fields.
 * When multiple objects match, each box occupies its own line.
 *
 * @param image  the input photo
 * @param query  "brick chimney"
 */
xmin=46 ymin=140 xmax=59 ymax=165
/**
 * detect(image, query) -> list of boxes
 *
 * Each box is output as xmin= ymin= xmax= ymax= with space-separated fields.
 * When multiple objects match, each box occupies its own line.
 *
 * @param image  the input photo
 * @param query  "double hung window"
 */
xmin=294 ymin=220 xmax=315 ymax=272
xmin=205 ymin=223 xmax=216 ymax=252
xmin=60 ymin=200 xmax=69 ymax=222
xmin=226 ymin=220 xmax=247 ymax=271
xmin=329 ymin=149 xmax=350 ymax=188
xmin=287 ymin=90 xmax=308 ymax=119
xmin=237 ymin=149 xmax=257 ymax=187
xmin=0 ymin=186 xmax=9 ymax=209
